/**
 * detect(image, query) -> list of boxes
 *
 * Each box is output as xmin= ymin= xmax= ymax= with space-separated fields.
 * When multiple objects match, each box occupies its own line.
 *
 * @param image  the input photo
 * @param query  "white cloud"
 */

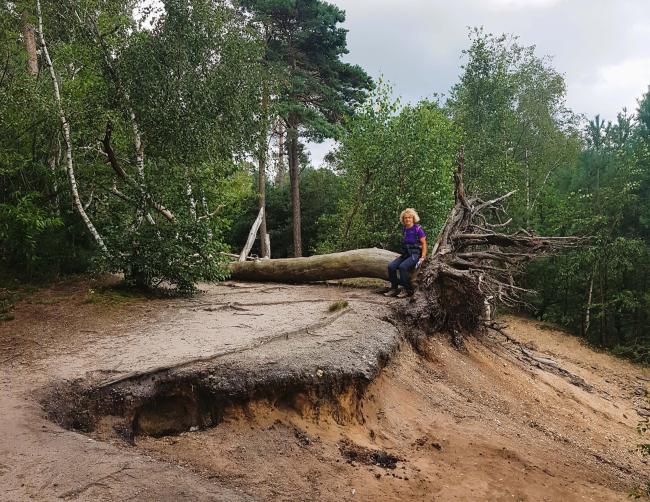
xmin=568 ymin=58 xmax=650 ymax=120
xmin=478 ymin=0 xmax=565 ymax=10
xmin=598 ymin=58 xmax=650 ymax=94
xmin=306 ymin=0 xmax=650 ymax=163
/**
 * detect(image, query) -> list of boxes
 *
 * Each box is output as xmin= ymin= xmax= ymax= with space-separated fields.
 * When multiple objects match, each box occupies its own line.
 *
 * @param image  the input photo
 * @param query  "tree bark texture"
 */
xmin=276 ymin=120 xmax=286 ymax=185
xmin=37 ymin=0 xmax=108 ymax=254
xmin=231 ymin=248 xmax=397 ymax=282
xmin=239 ymin=206 xmax=265 ymax=262
xmin=258 ymin=84 xmax=269 ymax=258
xmin=101 ymin=121 xmax=175 ymax=223
xmin=21 ymin=10 xmax=38 ymax=76
xmin=288 ymin=114 xmax=302 ymax=257
xmin=258 ymin=153 xmax=269 ymax=257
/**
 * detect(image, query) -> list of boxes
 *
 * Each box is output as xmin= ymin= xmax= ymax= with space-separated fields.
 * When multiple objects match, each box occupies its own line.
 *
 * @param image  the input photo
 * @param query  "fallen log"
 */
xmin=230 ymin=248 xmax=397 ymax=282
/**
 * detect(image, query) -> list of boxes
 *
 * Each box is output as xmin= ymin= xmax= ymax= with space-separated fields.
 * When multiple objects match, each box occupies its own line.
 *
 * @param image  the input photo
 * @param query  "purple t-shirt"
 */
xmin=403 ymin=224 xmax=426 ymax=245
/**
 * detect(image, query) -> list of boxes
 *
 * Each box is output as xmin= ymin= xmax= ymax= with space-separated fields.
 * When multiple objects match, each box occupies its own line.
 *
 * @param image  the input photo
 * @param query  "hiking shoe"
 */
xmin=398 ymin=289 xmax=415 ymax=298
xmin=376 ymin=286 xmax=394 ymax=295
xmin=383 ymin=288 xmax=400 ymax=297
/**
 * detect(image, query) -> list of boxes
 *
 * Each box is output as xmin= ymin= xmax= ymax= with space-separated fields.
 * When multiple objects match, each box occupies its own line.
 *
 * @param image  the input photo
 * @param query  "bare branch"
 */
xmin=474 ymin=190 xmax=517 ymax=213
xmin=99 ymin=121 xmax=176 ymax=223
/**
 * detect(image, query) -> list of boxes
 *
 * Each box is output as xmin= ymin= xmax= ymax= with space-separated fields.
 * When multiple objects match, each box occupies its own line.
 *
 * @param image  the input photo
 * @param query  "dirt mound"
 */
xmin=94 ymin=325 xmax=649 ymax=501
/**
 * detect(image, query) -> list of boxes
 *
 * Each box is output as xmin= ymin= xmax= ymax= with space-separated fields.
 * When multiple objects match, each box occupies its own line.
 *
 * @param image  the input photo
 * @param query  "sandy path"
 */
xmin=1 ymin=279 xmax=649 ymax=501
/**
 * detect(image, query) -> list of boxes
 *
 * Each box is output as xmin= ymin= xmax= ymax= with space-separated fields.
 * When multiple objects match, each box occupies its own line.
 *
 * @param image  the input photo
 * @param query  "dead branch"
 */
xmin=239 ymin=206 xmax=264 ymax=261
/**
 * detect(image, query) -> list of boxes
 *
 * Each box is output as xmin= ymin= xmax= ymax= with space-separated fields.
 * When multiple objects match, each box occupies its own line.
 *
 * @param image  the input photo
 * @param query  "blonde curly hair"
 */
xmin=399 ymin=208 xmax=420 ymax=224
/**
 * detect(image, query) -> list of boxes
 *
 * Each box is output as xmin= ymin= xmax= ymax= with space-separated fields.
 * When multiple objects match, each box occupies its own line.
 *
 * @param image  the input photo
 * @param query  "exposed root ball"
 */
xmin=403 ymin=263 xmax=485 ymax=335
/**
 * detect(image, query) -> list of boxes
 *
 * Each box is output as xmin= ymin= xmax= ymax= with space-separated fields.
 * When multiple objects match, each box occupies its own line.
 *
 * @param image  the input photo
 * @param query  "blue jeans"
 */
xmin=388 ymin=254 xmax=418 ymax=291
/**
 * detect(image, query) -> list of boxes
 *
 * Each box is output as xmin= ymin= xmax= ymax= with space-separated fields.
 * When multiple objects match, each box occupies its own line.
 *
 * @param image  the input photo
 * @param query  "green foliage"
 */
xmin=0 ymin=193 xmax=61 ymax=268
xmin=0 ymin=0 xmax=261 ymax=291
xmin=523 ymin=93 xmax=650 ymax=361
xmin=239 ymin=0 xmax=373 ymax=141
xmin=447 ymin=28 xmax=580 ymax=227
xmin=447 ymin=28 xmax=650 ymax=363
xmin=328 ymin=299 xmax=348 ymax=312
xmin=330 ymin=82 xmax=459 ymax=251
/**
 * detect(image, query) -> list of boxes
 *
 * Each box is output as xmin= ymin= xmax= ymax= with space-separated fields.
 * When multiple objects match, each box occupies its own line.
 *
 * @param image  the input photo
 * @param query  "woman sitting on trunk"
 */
xmin=384 ymin=208 xmax=427 ymax=298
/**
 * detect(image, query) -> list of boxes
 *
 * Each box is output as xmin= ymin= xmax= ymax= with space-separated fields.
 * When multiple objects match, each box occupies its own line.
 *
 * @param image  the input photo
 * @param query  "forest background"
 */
xmin=2 ymin=0 xmax=650 ymax=364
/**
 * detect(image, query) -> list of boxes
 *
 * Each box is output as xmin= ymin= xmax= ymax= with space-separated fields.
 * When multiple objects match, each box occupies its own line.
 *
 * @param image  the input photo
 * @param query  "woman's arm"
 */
xmin=419 ymin=236 xmax=427 ymax=264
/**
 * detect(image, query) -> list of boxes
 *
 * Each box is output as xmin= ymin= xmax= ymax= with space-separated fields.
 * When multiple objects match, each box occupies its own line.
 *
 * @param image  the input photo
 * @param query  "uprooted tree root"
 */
xmin=402 ymin=150 xmax=582 ymax=340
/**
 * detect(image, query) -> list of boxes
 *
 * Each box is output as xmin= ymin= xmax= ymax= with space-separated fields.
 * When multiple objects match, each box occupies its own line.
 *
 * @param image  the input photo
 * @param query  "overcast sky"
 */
xmin=308 ymin=0 xmax=650 ymax=165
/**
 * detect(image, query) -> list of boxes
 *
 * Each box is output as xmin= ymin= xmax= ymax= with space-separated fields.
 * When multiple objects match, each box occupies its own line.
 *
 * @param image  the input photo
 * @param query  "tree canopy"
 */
xmin=2 ymin=4 xmax=650 ymax=364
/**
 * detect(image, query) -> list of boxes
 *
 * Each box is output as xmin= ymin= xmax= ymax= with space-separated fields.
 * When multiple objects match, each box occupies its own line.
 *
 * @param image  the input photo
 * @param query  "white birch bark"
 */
xmin=185 ymin=166 xmax=197 ymax=219
xmin=584 ymin=270 xmax=594 ymax=335
xmin=37 ymin=0 xmax=108 ymax=254
xmin=201 ymin=191 xmax=213 ymax=239
xmin=239 ymin=206 xmax=264 ymax=262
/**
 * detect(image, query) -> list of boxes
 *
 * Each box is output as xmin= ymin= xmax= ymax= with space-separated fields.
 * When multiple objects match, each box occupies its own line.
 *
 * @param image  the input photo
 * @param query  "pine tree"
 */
xmin=240 ymin=0 xmax=372 ymax=256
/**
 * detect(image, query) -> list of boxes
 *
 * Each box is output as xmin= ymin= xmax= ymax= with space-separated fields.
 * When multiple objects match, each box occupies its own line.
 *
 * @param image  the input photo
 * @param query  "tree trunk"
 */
xmin=231 ymin=248 xmax=396 ymax=282
xmin=47 ymin=133 xmax=61 ymax=214
xmin=258 ymin=154 xmax=269 ymax=257
xmin=239 ymin=206 xmax=265 ymax=262
xmin=185 ymin=165 xmax=197 ymax=219
xmin=288 ymin=113 xmax=302 ymax=257
xmin=525 ymin=148 xmax=530 ymax=229
xmin=21 ymin=10 xmax=38 ymax=76
xmin=258 ymin=83 xmax=269 ymax=257
xmin=276 ymin=120 xmax=286 ymax=185
xmin=37 ymin=0 xmax=108 ymax=254
xmin=583 ymin=269 xmax=594 ymax=336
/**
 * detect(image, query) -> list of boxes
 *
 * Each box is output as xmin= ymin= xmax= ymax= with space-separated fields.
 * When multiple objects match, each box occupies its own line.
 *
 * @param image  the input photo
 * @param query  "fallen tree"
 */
xmin=231 ymin=248 xmax=397 ymax=282
xmin=231 ymin=150 xmax=581 ymax=335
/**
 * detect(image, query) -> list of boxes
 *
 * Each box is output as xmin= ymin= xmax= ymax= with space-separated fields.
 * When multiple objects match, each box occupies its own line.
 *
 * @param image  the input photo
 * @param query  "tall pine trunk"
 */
xmin=276 ymin=121 xmax=286 ymax=185
xmin=288 ymin=113 xmax=302 ymax=257
xmin=21 ymin=10 xmax=38 ymax=75
xmin=258 ymin=83 xmax=269 ymax=257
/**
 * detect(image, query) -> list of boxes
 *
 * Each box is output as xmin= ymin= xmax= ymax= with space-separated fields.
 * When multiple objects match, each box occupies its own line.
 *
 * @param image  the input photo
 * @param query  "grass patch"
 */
xmin=82 ymin=278 xmax=181 ymax=306
xmin=328 ymin=299 xmax=349 ymax=312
